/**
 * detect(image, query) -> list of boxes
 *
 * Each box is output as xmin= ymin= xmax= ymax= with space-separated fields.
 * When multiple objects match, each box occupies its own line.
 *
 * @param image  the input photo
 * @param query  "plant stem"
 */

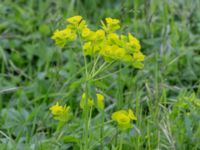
xmin=78 ymin=31 xmax=90 ymax=150
xmin=115 ymin=128 xmax=119 ymax=148
xmin=119 ymin=134 xmax=123 ymax=150
xmin=100 ymin=110 xmax=104 ymax=150
xmin=83 ymin=81 xmax=89 ymax=150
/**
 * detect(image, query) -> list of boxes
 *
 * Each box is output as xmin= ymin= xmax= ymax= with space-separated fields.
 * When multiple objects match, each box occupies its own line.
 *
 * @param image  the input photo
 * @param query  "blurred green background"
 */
xmin=0 ymin=0 xmax=200 ymax=149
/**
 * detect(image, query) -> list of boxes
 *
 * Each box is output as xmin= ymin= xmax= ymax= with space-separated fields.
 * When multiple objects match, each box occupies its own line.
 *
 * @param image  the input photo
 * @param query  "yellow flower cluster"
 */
xmin=80 ymin=92 xmax=104 ymax=110
xmin=52 ymin=16 xmax=145 ymax=68
xmin=112 ymin=109 xmax=137 ymax=130
xmin=51 ymin=28 xmax=77 ymax=48
xmin=49 ymin=102 xmax=71 ymax=122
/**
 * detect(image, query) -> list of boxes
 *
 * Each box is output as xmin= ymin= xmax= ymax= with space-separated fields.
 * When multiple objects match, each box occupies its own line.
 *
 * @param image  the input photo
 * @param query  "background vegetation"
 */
xmin=0 ymin=0 xmax=200 ymax=149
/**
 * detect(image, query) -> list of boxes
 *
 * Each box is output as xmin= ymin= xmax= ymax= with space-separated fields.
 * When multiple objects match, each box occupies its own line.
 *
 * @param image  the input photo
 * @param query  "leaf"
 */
xmin=62 ymin=136 xmax=79 ymax=143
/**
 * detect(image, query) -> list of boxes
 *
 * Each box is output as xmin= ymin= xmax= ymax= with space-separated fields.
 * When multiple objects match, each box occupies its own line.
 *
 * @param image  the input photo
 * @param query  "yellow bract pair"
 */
xmin=112 ymin=109 xmax=137 ymax=130
xmin=80 ymin=93 xmax=104 ymax=110
xmin=49 ymin=102 xmax=71 ymax=122
xmin=102 ymin=17 xmax=120 ymax=33
xmin=51 ymin=15 xmax=145 ymax=69
xmin=51 ymin=28 xmax=77 ymax=48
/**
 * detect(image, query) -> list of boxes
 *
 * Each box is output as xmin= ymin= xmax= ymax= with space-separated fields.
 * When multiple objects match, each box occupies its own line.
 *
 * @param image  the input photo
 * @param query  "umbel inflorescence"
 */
xmin=52 ymin=16 xmax=145 ymax=68
xmin=50 ymin=16 xmax=141 ymax=132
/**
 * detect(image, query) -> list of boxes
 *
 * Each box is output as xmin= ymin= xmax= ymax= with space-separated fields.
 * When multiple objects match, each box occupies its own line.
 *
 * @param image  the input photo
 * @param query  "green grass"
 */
xmin=0 ymin=0 xmax=200 ymax=149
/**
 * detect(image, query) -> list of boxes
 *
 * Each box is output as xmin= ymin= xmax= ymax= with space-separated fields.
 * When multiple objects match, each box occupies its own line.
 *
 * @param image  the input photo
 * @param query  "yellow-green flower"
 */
xmin=49 ymin=102 xmax=71 ymax=122
xmin=51 ymin=28 xmax=76 ymax=47
xmin=112 ymin=109 xmax=136 ymax=130
xmin=80 ymin=93 xmax=94 ymax=109
xmin=77 ymin=20 xmax=88 ymax=32
xmin=100 ymin=45 xmax=126 ymax=61
xmin=50 ymin=102 xmax=63 ymax=115
xmin=80 ymin=92 xmax=105 ymax=110
xmin=94 ymin=29 xmax=105 ymax=41
xmin=83 ymin=42 xmax=93 ymax=55
xmin=120 ymin=34 xmax=128 ymax=42
xmin=106 ymin=18 xmax=120 ymax=25
xmin=128 ymin=33 xmax=141 ymax=52
xmin=81 ymin=27 xmax=94 ymax=40
xmin=114 ymin=46 xmax=126 ymax=59
xmin=99 ymin=45 xmax=113 ymax=60
xmin=52 ymin=16 xmax=145 ymax=69
xmin=133 ymin=52 xmax=145 ymax=61
xmin=67 ymin=16 xmax=88 ymax=32
xmin=107 ymin=33 xmax=120 ymax=45
xmin=96 ymin=93 xmax=104 ymax=110
xmin=128 ymin=109 xmax=137 ymax=120
xmin=104 ymin=18 xmax=120 ymax=32
xmin=67 ymin=16 xmax=82 ymax=25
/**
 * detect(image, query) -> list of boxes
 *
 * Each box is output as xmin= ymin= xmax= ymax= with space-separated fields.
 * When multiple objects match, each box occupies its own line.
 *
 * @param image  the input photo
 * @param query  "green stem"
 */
xmin=77 ymin=31 xmax=90 ymax=150
xmin=119 ymin=134 xmax=123 ymax=150
xmin=78 ymin=31 xmax=88 ymax=77
xmin=83 ymin=81 xmax=89 ymax=150
xmin=91 ymin=60 xmax=114 ymax=79
xmin=88 ymin=106 xmax=93 ymax=128
xmin=115 ymin=128 xmax=119 ymax=148
xmin=100 ymin=110 xmax=104 ymax=150
xmin=91 ymin=54 xmax=100 ymax=76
